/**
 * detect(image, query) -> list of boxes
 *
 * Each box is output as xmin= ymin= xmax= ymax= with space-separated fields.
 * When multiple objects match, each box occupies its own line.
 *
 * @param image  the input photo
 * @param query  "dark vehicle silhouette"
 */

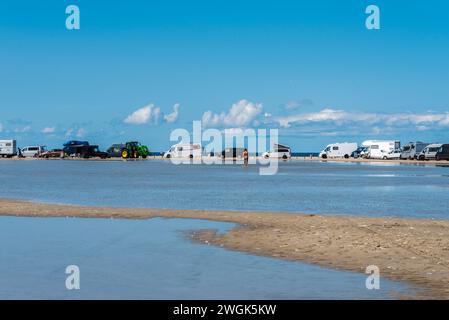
xmin=436 ymin=144 xmax=449 ymax=161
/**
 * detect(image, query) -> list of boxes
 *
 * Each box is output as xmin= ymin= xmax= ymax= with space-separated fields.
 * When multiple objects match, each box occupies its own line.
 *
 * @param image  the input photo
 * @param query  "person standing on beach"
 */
xmin=243 ymin=148 xmax=249 ymax=166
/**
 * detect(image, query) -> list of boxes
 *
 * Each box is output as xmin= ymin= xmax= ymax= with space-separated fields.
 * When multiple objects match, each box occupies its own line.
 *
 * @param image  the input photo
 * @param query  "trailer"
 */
xmin=0 ymin=140 xmax=18 ymax=158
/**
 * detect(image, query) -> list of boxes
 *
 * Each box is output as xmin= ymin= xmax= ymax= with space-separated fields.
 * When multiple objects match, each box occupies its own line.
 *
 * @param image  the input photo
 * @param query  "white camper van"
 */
xmin=21 ymin=145 xmax=47 ymax=158
xmin=319 ymin=142 xmax=357 ymax=159
xmin=163 ymin=143 xmax=203 ymax=159
xmin=362 ymin=140 xmax=400 ymax=159
xmin=417 ymin=144 xmax=442 ymax=160
xmin=400 ymin=141 xmax=429 ymax=160
xmin=262 ymin=143 xmax=291 ymax=160
xmin=0 ymin=140 xmax=18 ymax=158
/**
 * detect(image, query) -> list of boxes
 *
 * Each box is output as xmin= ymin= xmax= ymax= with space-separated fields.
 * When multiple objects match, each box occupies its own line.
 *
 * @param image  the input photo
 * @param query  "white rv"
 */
xmin=262 ymin=143 xmax=291 ymax=160
xmin=362 ymin=140 xmax=400 ymax=159
xmin=319 ymin=142 xmax=357 ymax=159
xmin=163 ymin=143 xmax=203 ymax=159
xmin=0 ymin=140 xmax=18 ymax=158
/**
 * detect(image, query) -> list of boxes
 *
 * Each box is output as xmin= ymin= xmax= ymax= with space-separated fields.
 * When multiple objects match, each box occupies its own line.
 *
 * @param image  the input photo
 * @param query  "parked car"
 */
xmin=319 ymin=142 xmax=357 ymax=159
xmin=21 ymin=145 xmax=47 ymax=158
xmin=86 ymin=145 xmax=108 ymax=159
xmin=436 ymin=144 xmax=449 ymax=161
xmin=0 ymin=140 xmax=18 ymax=158
xmin=384 ymin=148 xmax=402 ymax=160
xmin=417 ymin=144 xmax=442 ymax=160
xmin=351 ymin=146 xmax=368 ymax=158
xmin=106 ymin=144 xmax=125 ymax=158
xmin=40 ymin=149 xmax=64 ymax=158
xmin=262 ymin=143 xmax=291 ymax=160
xmin=221 ymin=147 xmax=246 ymax=159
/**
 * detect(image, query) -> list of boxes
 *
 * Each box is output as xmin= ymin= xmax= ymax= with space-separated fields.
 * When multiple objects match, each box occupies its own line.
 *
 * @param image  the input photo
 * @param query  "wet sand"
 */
xmin=1 ymin=156 xmax=448 ymax=166
xmin=1 ymin=198 xmax=449 ymax=299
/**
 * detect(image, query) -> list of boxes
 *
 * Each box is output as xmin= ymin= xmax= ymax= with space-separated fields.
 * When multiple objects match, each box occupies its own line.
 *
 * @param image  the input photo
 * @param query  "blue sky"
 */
xmin=0 ymin=0 xmax=448 ymax=151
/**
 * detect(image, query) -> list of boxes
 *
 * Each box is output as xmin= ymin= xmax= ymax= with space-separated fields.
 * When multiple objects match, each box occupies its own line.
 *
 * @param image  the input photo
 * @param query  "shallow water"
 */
xmin=0 ymin=160 xmax=448 ymax=219
xmin=0 ymin=216 xmax=413 ymax=299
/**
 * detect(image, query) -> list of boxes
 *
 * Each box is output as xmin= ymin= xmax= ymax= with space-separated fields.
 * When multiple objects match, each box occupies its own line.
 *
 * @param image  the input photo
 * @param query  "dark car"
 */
xmin=351 ymin=146 xmax=367 ymax=158
xmin=106 ymin=144 xmax=125 ymax=158
xmin=221 ymin=147 xmax=246 ymax=159
xmin=87 ymin=145 xmax=108 ymax=159
xmin=436 ymin=144 xmax=449 ymax=161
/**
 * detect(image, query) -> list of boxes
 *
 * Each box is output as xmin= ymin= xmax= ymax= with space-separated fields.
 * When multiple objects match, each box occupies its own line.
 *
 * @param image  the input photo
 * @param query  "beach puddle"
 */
xmin=0 ymin=216 xmax=417 ymax=299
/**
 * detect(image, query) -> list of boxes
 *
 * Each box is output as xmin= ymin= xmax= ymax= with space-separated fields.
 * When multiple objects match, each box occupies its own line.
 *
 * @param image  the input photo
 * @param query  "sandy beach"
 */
xmin=1 ymin=198 xmax=448 ymax=299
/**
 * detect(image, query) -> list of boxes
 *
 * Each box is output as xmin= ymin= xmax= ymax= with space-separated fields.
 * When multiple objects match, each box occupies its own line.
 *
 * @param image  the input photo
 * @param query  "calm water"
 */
xmin=0 ymin=216 xmax=412 ymax=299
xmin=0 ymin=160 xmax=448 ymax=219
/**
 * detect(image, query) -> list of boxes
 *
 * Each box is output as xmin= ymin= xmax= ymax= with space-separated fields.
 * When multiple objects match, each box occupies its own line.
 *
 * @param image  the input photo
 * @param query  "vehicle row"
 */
xmin=319 ymin=141 xmax=449 ymax=161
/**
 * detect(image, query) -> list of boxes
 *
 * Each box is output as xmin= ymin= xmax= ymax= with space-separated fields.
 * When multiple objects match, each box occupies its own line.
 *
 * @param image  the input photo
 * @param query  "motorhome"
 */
xmin=417 ymin=144 xmax=442 ymax=160
xmin=400 ymin=141 xmax=430 ymax=160
xmin=163 ymin=143 xmax=202 ymax=159
xmin=362 ymin=140 xmax=400 ymax=159
xmin=21 ymin=145 xmax=47 ymax=158
xmin=0 ymin=140 xmax=17 ymax=158
xmin=262 ymin=143 xmax=291 ymax=159
xmin=319 ymin=142 xmax=357 ymax=159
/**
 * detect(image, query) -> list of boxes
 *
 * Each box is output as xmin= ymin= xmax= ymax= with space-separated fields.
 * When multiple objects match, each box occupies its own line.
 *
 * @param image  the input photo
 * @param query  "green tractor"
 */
xmin=121 ymin=141 xmax=149 ymax=159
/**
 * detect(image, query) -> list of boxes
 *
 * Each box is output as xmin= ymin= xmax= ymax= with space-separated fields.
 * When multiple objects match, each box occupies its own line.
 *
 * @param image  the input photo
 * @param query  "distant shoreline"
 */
xmin=1 ymin=198 xmax=449 ymax=299
xmin=1 ymin=156 xmax=448 ymax=166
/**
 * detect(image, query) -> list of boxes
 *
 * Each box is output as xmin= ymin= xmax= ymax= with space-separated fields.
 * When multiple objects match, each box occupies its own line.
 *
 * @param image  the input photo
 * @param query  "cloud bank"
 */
xmin=273 ymin=108 xmax=449 ymax=130
xmin=202 ymin=99 xmax=263 ymax=128
xmin=164 ymin=103 xmax=180 ymax=123
xmin=124 ymin=104 xmax=161 ymax=125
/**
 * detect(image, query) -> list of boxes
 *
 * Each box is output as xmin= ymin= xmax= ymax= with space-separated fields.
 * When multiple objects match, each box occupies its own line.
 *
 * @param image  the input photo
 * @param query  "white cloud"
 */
xmin=124 ymin=104 xmax=161 ymax=125
xmin=13 ymin=125 xmax=31 ymax=133
xmin=65 ymin=128 xmax=73 ymax=137
xmin=202 ymin=99 xmax=263 ymax=128
xmin=76 ymin=128 xmax=87 ymax=138
xmin=274 ymin=108 xmax=449 ymax=129
xmin=164 ymin=103 xmax=180 ymax=123
xmin=41 ymin=127 xmax=55 ymax=134
xmin=64 ymin=127 xmax=86 ymax=138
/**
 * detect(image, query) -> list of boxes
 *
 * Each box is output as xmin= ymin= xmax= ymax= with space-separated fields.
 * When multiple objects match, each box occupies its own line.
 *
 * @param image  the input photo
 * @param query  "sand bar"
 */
xmin=1 ymin=156 xmax=449 ymax=166
xmin=1 ymin=198 xmax=449 ymax=299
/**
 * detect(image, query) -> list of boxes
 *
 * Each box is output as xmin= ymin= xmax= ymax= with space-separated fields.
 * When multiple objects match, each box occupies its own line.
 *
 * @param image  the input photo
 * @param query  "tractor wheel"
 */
xmin=121 ymin=150 xmax=129 ymax=159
